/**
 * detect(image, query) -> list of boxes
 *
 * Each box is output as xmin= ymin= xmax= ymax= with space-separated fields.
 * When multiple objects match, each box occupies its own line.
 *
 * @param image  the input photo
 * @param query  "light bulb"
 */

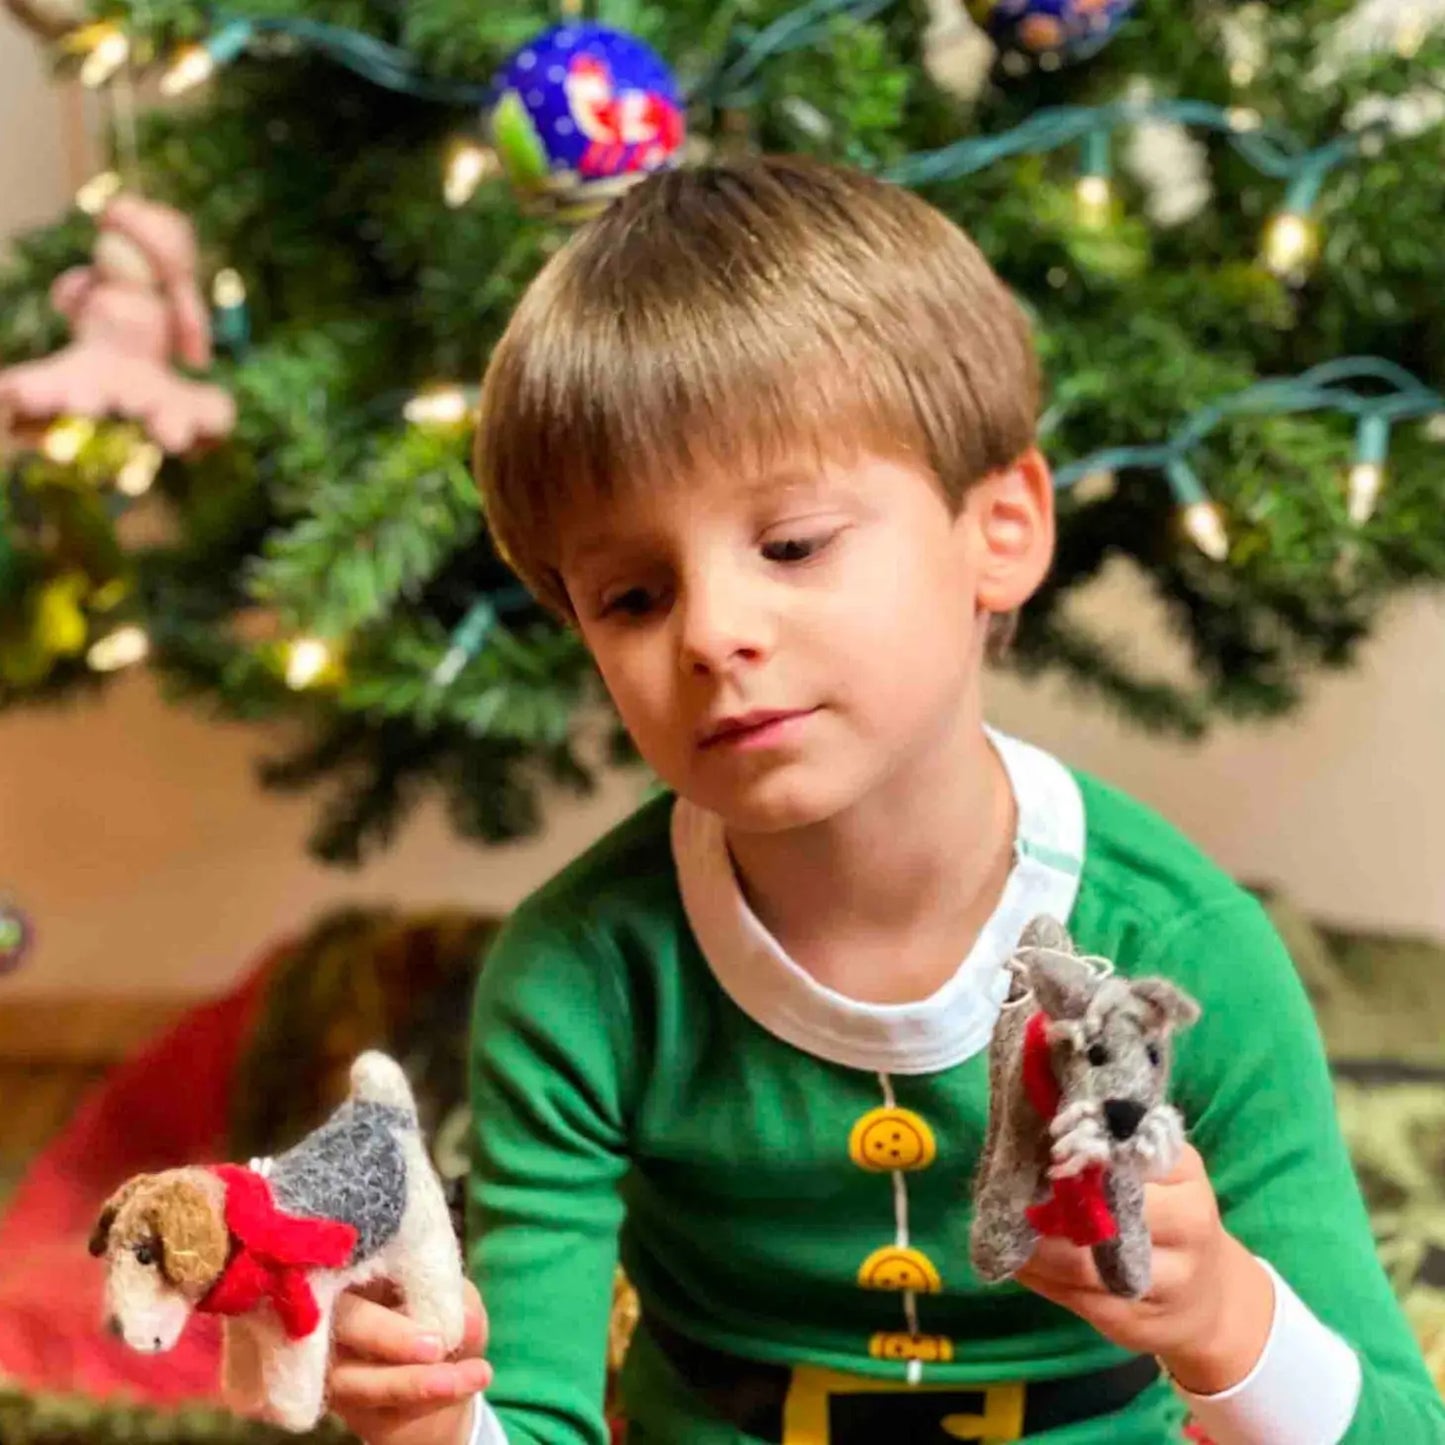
xmin=431 ymin=646 xmax=467 ymax=688
xmin=1074 ymin=175 xmax=1112 ymax=227
xmin=79 ymin=25 xmax=130 ymax=87
xmin=1262 ymin=212 xmax=1318 ymax=277
xmin=212 ymin=268 xmax=247 ymax=309
xmin=1182 ymin=501 xmax=1229 ymax=561
xmin=1395 ymin=16 xmax=1426 ymax=57
xmin=1347 ymin=462 xmax=1383 ymax=525
xmin=285 ymin=637 xmax=333 ymax=690
xmin=75 ymin=170 xmax=123 ymax=216
xmin=88 ymin=625 xmax=149 ymax=672
xmin=116 ymin=442 xmax=163 ymax=497
xmin=1072 ymin=469 xmax=1117 ymax=505
xmin=404 ymin=388 xmax=471 ymax=427
xmin=444 ymin=144 xmax=498 ymax=208
xmin=161 ymin=44 xmax=216 ymax=97
xmin=41 ymin=417 xmax=94 ymax=463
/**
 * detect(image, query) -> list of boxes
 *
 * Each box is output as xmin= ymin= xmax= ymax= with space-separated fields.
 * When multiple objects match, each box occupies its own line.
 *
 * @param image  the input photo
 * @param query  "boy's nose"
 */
xmin=1103 ymin=1099 xmax=1147 ymax=1140
xmin=678 ymin=587 xmax=768 ymax=673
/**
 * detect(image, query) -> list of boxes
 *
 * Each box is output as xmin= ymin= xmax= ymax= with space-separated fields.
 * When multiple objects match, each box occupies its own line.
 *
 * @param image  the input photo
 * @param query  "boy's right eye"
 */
xmin=599 ymin=587 xmax=657 ymax=619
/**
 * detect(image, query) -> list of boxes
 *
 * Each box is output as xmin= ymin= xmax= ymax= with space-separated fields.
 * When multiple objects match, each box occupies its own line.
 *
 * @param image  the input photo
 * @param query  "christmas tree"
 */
xmin=1 ymin=0 xmax=1442 ymax=864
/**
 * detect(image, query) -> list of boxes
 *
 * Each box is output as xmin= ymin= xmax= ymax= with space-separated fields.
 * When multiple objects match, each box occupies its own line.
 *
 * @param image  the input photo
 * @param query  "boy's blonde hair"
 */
xmin=474 ymin=153 xmax=1041 ymax=626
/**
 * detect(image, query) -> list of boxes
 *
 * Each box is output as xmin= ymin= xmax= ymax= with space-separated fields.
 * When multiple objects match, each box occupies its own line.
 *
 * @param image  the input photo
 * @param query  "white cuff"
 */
xmin=1172 ymin=1258 xmax=1362 ymax=1445
xmin=467 ymin=1393 xmax=510 ymax=1445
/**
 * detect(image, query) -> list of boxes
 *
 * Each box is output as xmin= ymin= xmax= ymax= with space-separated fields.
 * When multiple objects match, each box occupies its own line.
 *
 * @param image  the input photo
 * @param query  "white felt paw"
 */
xmin=1048 ymin=1101 xmax=1111 ymax=1179
xmin=1129 ymin=1104 xmax=1185 ymax=1180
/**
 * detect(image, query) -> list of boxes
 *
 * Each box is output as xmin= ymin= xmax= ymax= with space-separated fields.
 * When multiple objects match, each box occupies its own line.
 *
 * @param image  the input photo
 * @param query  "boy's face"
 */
xmin=558 ymin=448 xmax=1045 ymax=833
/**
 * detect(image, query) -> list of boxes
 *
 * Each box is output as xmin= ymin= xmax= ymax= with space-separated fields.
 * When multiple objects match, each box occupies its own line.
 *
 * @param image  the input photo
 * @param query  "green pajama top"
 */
xmin=465 ymin=729 xmax=1443 ymax=1444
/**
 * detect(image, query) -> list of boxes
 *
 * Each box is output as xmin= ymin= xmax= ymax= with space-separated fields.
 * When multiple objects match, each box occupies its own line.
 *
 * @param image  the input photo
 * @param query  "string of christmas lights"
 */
xmin=880 ymin=96 xmax=1384 ymax=280
xmin=1049 ymin=357 xmax=1444 ymax=558
xmin=101 ymin=0 xmax=898 ymax=105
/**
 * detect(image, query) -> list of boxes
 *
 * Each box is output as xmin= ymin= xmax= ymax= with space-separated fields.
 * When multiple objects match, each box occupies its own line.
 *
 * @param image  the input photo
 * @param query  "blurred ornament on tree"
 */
xmin=0 ymin=897 xmax=33 ymax=976
xmin=0 ymin=194 xmax=235 ymax=455
xmin=965 ymin=0 xmax=1137 ymax=66
xmin=489 ymin=22 xmax=685 ymax=219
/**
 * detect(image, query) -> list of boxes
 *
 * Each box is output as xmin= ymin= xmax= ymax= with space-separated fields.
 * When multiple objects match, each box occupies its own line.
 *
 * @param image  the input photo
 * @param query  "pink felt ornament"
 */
xmin=0 ymin=194 xmax=235 ymax=455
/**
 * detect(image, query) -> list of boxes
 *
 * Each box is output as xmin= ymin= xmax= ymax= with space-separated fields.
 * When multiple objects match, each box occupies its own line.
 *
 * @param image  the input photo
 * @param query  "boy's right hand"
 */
xmin=327 ymin=1279 xmax=493 ymax=1445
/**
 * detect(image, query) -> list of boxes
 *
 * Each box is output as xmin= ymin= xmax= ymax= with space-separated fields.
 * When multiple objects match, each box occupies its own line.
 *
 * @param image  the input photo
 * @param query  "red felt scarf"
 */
xmin=1020 ymin=1012 xmax=1117 ymax=1248
xmin=198 ymin=1165 xmax=357 ymax=1339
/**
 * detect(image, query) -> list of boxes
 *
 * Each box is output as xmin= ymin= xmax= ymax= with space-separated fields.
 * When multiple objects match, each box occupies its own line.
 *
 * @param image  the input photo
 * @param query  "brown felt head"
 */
xmin=89 ymin=1168 xmax=229 ymax=1295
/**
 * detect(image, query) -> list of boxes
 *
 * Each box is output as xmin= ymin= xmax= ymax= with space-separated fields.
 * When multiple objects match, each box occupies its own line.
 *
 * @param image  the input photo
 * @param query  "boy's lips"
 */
xmin=697 ymin=707 xmax=817 ymax=748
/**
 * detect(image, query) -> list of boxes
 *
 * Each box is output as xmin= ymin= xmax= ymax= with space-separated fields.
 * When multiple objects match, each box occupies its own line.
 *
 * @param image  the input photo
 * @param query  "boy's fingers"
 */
xmin=461 ymin=1282 xmax=489 ymax=1356
xmin=1143 ymin=1155 xmax=1220 ymax=1246
xmin=1170 ymin=1143 xmax=1206 ymax=1183
xmin=352 ymin=1277 xmax=402 ymax=1308
xmin=328 ymin=1357 xmax=493 ymax=1411
xmin=334 ymin=1398 xmax=460 ymax=1437
xmin=1014 ymin=1238 xmax=1101 ymax=1293
xmin=334 ymin=1293 xmax=451 ymax=1364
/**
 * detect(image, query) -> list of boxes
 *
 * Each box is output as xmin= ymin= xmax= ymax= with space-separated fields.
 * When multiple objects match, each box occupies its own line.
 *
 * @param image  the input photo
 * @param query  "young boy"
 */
xmin=315 ymin=156 xmax=1444 ymax=1444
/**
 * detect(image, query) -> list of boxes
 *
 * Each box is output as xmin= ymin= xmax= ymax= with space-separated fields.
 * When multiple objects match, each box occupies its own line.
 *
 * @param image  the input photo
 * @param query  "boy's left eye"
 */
xmin=761 ymin=534 xmax=832 ymax=564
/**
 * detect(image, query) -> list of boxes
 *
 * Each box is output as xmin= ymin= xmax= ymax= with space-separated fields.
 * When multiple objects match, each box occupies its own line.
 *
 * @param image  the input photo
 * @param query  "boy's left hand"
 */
xmin=1012 ymin=1144 xmax=1275 ymax=1396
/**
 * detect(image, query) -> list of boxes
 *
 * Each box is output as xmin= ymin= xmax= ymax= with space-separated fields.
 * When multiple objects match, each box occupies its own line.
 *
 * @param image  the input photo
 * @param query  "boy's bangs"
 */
xmin=531 ymin=303 xmax=931 ymax=528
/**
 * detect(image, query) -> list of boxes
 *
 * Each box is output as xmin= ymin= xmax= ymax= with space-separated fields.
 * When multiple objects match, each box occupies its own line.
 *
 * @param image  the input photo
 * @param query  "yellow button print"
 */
xmin=869 ymin=1331 xmax=955 ymax=1363
xmin=847 ymin=1106 xmax=938 ymax=1172
xmin=856 ymin=1244 xmax=942 ymax=1293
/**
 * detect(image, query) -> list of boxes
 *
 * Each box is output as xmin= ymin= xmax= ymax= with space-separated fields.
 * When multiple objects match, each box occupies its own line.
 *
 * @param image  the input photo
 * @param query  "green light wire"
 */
xmin=187 ymin=0 xmax=902 ymax=109
xmin=880 ymin=95 xmax=1385 ymax=201
xmin=1052 ymin=358 xmax=1443 ymax=494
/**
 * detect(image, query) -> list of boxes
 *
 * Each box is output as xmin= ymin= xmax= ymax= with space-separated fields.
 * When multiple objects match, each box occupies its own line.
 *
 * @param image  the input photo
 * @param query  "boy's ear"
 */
xmin=967 ymin=446 xmax=1054 ymax=615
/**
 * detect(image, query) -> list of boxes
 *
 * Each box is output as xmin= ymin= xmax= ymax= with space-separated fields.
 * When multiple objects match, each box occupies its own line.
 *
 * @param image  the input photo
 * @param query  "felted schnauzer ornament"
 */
xmin=971 ymin=916 xmax=1200 ymax=1299
xmin=89 ymin=1052 xmax=466 ymax=1432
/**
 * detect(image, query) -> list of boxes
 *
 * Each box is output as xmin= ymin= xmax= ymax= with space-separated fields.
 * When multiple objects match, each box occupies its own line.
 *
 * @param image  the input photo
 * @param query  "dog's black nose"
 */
xmin=106 ymin=1314 xmax=123 ymax=1339
xmin=1104 ymin=1099 xmax=1147 ymax=1141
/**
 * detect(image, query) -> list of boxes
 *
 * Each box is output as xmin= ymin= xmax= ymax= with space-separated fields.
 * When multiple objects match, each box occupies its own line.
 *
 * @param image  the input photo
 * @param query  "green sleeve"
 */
xmin=1155 ymin=894 xmax=1445 ymax=1441
xmin=466 ymin=902 xmax=635 ymax=1445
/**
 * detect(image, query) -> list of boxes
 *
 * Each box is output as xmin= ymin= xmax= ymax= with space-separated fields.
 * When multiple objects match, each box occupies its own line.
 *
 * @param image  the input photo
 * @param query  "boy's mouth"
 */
xmin=698 ymin=707 xmax=817 ymax=748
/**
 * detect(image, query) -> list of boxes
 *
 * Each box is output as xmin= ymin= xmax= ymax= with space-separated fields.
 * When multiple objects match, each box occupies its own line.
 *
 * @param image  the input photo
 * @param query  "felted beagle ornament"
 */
xmin=970 ymin=915 xmax=1201 ymax=1300
xmin=89 ymin=1052 xmax=467 ymax=1432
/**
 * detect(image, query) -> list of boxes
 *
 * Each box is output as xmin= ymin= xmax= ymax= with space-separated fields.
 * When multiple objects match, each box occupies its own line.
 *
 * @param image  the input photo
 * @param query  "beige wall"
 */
xmin=0 ymin=31 xmax=80 ymax=241
xmin=0 ymin=36 xmax=1441 ymax=1000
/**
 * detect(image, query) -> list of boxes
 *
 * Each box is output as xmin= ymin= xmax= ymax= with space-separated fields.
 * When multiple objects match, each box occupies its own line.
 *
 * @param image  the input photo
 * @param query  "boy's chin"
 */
xmin=689 ymin=773 xmax=856 ymax=835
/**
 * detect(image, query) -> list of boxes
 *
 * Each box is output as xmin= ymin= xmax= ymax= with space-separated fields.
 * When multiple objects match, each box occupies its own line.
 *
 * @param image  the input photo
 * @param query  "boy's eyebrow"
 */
xmin=560 ymin=534 xmax=620 ymax=571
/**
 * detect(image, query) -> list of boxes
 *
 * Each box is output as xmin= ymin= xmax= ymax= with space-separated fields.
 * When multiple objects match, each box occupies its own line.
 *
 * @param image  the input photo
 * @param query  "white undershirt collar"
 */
xmin=669 ymin=727 xmax=1085 ymax=1075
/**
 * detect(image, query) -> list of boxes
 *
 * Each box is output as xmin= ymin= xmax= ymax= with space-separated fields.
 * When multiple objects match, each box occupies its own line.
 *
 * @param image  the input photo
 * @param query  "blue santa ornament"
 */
xmin=966 ymin=0 xmax=1137 ymax=66
xmin=489 ymin=23 xmax=686 ymax=219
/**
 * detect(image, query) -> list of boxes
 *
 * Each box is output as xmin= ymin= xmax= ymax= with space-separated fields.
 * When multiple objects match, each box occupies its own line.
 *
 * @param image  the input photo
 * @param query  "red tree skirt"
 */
xmin=0 ymin=954 xmax=276 ymax=1402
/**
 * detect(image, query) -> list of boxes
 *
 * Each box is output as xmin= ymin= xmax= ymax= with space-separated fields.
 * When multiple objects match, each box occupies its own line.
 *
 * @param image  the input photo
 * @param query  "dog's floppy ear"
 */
xmin=141 ymin=1176 xmax=229 ymax=1293
xmin=1018 ymin=914 xmax=1074 ymax=957
xmin=1022 ymin=948 xmax=1095 ymax=1022
xmin=89 ymin=1175 xmax=151 ymax=1257
xmin=1132 ymin=978 xmax=1201 ymax=1034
